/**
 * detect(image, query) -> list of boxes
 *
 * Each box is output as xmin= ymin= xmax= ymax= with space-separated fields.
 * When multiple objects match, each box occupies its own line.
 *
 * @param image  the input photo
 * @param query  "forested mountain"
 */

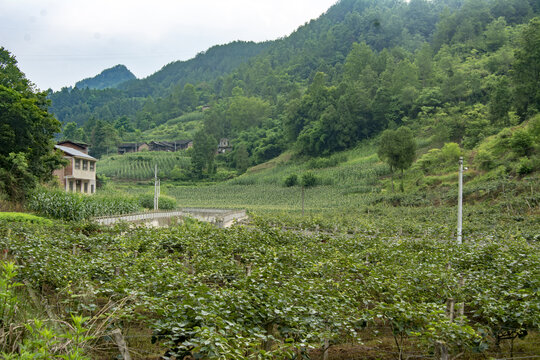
xmin=50 ymin=0 xmax=540 ymax=170
xmin=49 ymin=41 xmax=271 ymax=127
xmin=74 ymin=64 xmax=136 ymax=90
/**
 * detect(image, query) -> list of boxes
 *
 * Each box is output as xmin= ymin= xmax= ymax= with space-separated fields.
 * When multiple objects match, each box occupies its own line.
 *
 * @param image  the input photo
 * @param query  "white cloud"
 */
xmin=0 ymin=0 xmax=337 ymax=90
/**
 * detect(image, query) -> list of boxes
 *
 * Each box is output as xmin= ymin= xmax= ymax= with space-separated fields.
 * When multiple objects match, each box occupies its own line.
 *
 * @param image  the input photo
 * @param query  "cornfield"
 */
xmin=27 ymin=189 xmax=140 ymax=221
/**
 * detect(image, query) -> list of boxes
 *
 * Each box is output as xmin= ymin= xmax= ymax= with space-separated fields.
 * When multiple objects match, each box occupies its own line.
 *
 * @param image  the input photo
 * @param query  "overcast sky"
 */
xmin=0 ymin=0 xmax=338 ymax=91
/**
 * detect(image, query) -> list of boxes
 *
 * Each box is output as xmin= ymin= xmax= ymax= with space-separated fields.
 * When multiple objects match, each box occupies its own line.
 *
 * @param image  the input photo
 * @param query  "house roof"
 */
xmin=57 ymin=140 xmax=89 ymax=149
xmin=172 ymin=140 xmax=193 ymax=145
xmin=55 ymin=145 xmax=97 ymax=160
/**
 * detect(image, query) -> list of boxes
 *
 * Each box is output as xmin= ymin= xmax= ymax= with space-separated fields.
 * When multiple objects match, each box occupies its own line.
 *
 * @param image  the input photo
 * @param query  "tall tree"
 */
xmin=90 ymin=120 xmax=118 ymax=158
xmin=513 ymin=17 xmax=540 ymax=119
xmin=191 ymin=130 xmax=217 ymax=178
xmin=377 ymin=126 xmax=417 ymax=192
xmin=62 ymin=122 xmax=78 ymax=141
xmin=0 ymin=47 xmax=64 ymax=200
xmin=234 ymin=143 xmax=250 ymax=174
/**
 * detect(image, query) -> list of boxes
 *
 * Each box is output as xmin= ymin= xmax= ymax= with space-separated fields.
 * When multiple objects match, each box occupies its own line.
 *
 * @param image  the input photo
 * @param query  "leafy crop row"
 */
xmin=27 ymin=189 xmax=140 ymax=221
xmin=1 ymin=220 xmax=538 ymax=359
xmin=98 ymin=151 xmax=191 ymax=180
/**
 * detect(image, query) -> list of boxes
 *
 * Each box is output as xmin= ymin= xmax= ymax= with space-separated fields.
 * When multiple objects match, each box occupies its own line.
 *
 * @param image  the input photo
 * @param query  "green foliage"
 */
xmin=0 ymin=47 xmax=65 ymax=200
xmin=27 ymin=188 xmax=139 ymax=221
xmin=511 ymin=128 xmax=534 ymax=156
xmin=42 ymin=0 xmax=540 ymax=176
xmin=513 ymin=17 xmax=540 ymax=119
xmin=191 ymin=130 xmax=217 ymax=178
xmin=475 ymin=150 xmax=496 ymax=171
xmin=378 ymin=127 xmax=417 ymax=173
xmin=283 ymin=174 xmax=298 ymax=187
xmin=0 ymin=261 xmax=92 ymax=359
xmin=90 ymin=120 xmax=119 ymax=158
xmin=415 ymin=142 xmax=462 ymax=174
xmin=1 ymin=217 xmax=538 ymax=359
xmin=139 ymin=193 xmax=177 ymax=210
xmin=75 ymin=64 xmax=135 ymax=90
xmin=378 ymin=127 xmax=417 ymax=191
xmin=0 ymin=261 xmax=22 ymax=341
xmin=14 ymin=318 xmax=93 ymax=359
xmin=474 ymin=120 xmax=540 ymax=177
xmin=517 ymin=157 xmax=533 ymax=175
xmin=306 ymin=154 xmax=347 ymax=169
xmin=234 ymin=143 xmax=250 ymax=174
xmin=0 ymin=212 xmax=53 ymax=225
xmin=98 ymin=151 xmax=191 ymax=180
xmin=300 ymin=172 xmax=318 ymax=188
xmin=228 ymin=95 xmax=271 ymax=133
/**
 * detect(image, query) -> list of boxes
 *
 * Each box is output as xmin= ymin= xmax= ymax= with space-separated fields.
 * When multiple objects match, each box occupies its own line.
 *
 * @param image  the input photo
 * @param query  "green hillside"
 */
xmin=49 ymin=41 xmax=271 ymax=127
xmin=74 ymin=64 xmax=136 ymax=90
xmin=98 ymin=151 xmax=192 ymax=181
xmin=50 ymin=0 xmax=540 ymax=210
xmin=105 ymin=115 xmax=538 ymax=237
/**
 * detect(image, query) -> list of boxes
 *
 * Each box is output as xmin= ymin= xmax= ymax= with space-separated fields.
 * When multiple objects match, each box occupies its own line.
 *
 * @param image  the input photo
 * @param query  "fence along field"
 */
xmin=1 ymin=217 xmax=538 ymax=359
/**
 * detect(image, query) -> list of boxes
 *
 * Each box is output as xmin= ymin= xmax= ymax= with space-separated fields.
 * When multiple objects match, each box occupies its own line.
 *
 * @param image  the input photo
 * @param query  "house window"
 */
xmin=84 ymin=182 xmax=88 ymax=193
xmin=75 ymin=159 xmax=80 ymax=169
xmin=91 ymin=184 xmax=94 ymax=193
xmin=83 ymin=160 xmax=88 ymax=170
xmin=90 ymin=161 xmax=95 ymax=171
xmin=69 ymin=181 xmax=74 ymax=192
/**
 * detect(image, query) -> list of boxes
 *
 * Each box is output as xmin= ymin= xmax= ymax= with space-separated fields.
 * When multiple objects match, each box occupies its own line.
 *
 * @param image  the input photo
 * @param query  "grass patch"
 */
xmin=0 ymin=212 xmax=53 ymax=225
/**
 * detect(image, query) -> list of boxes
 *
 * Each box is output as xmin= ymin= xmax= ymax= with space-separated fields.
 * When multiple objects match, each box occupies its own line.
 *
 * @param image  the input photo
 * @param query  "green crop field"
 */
xmin=109 ymin=136 xmax=539 ymax=237
xmin=98 ymin=151 xmax=191 ymax=180
xmin=1 ymin=210 xmax=538 ymax=359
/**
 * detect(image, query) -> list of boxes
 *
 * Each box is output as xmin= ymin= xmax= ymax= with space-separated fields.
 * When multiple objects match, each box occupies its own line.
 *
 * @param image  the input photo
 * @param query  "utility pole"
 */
xmin=301 ymin=186 xmax=305 ymax=216
xmin=154 ymin=164 xmax=160 ymax=211
xmin=457 ymin=157 xmax=463 ymax=244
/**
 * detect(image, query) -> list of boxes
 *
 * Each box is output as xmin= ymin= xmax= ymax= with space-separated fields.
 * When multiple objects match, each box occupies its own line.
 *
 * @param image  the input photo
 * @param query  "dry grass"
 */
xmin=0 ymin=200 xmax=24 ymax=212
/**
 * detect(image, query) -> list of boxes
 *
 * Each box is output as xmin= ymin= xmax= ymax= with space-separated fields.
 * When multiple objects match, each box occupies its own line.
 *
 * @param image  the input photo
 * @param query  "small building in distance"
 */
xmin=148 ymin=140 xmax=193 ymax=152
xmin=118 ymin=143 xmax=149 ymax=154
xmin=53 ymin=140 xmax=97 ymax=194
xmin=117 ymin=140 xmax=192 ymax=154
xmin=217 ymin=138 xmax=232 ymax=154
xmin=148 ymin=141 xmax=175 ymax=152
xmin=170 ymin=140 xmax=193 ymax=151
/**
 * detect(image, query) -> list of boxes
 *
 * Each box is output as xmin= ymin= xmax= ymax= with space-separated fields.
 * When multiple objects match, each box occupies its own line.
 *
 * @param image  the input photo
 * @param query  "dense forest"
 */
xmin=49 ymin=0 xmax=540 ymax=175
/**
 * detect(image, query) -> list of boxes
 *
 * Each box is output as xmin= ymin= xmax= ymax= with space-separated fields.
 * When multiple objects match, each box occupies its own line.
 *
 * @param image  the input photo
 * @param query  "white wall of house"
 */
xmin=66 ymin=157 xmax=97 ymax=194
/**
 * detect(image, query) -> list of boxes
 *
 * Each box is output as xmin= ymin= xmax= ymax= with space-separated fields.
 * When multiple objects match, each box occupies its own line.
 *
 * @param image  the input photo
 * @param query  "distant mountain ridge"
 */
xmin=117 ymin=41 xmax=272 ymax=98
xmin=75 ymin=64 xmax=136 ymax=90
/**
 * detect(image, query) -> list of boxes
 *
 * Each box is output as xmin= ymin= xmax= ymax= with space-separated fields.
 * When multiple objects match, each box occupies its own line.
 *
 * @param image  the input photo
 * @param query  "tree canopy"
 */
xmin=0 ymin=48 xmax=64 ymax=200
xmin=377 ymin=126 xmax=417 ymax=191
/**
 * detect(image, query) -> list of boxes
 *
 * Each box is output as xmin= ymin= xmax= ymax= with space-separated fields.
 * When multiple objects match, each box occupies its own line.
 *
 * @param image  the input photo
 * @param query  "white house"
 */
xmin=53 ymin=141 xmax=97 ymax=194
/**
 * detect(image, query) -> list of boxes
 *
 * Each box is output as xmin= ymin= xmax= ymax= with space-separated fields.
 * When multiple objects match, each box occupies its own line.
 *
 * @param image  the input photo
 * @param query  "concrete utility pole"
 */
xmin=154 ymin=164 xmax=160 ymax=211
xmin=457 ymin=157 xmax=463 ymax=244
xmin=301 ymin=186 xmax=305 ymax=216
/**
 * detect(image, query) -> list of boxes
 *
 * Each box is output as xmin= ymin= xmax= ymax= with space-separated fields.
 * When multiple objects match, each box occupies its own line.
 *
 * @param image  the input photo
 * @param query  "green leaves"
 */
xmin=1 ymin=215 xmax=539 ymax=359
xmin=27 ymin=187 xmax=140 ymax=221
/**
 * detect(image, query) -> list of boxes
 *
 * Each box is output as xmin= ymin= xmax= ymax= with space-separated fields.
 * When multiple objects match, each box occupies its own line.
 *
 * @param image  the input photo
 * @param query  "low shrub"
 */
xmin=0 ymin=212 xmax=53 ymax=225
xmin=517 ymin=157 xmax=533 ymax=175
xmin=301 ymin=172 xmax=318 ymax=187
xmin=284 ymin=174 xmax=298 ymax=187
xmin=306 ymin=154 xmax=347 ymax=169
xmin=475 ymin=150 xmax=496 ymax=171
xmin=139 ymin=194 xmax=177 ymax=210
